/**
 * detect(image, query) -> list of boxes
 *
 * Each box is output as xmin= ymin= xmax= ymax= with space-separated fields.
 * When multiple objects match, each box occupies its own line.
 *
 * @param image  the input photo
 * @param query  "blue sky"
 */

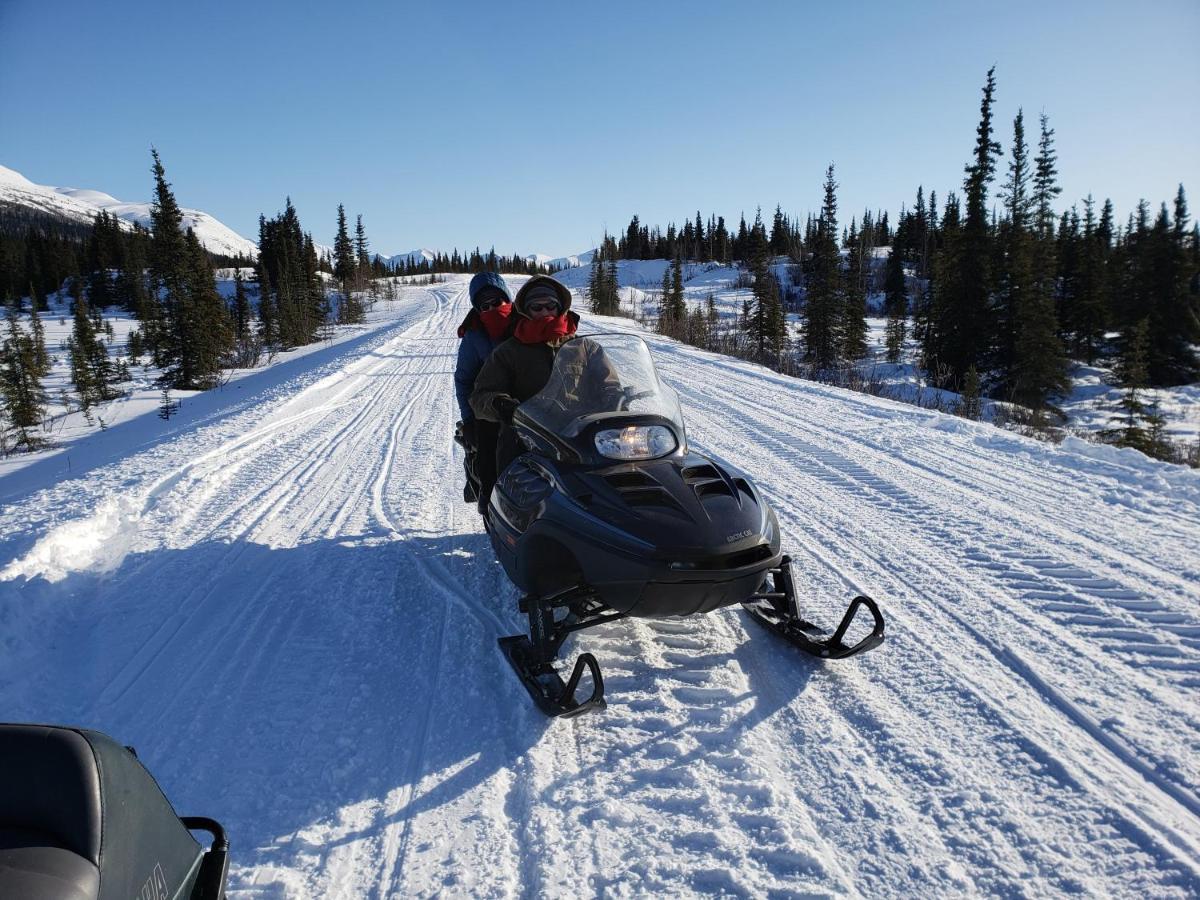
xmin=1 ymin=1 xmax=1197 ymax=257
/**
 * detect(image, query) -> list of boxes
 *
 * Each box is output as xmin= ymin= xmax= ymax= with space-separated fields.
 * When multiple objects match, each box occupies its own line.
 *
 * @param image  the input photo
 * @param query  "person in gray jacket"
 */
xmin=455 ymin=271 xmax=514 ymax=511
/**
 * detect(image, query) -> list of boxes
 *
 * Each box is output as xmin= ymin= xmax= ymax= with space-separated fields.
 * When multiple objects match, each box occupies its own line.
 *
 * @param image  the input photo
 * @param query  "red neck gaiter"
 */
xmin=514 ymin=313 xmax=577 ymax=344
xmin=479 ymin=303 xmax=513 ymax=341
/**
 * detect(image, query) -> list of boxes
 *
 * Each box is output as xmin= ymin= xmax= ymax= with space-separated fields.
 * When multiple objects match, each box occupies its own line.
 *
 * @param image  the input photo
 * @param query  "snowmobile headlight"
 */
xmin=594 ymin=425 xmax=677 ymax=460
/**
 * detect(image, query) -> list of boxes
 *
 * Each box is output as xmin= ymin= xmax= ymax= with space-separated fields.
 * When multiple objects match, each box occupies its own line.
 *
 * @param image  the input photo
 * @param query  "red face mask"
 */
xmin=479 ymin=302 xmax=513 ymax=340
xmin=514 ymin=311 xmax=577 ymax=344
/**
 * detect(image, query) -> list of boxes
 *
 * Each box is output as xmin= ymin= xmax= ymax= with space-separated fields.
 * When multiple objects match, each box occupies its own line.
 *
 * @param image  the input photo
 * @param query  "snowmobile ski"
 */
xmin=498 ymin=636 xmax=605 ymax=718
xmin=743 ymin=556 xmax=885 ymax=659
xmin=497 ymin=584 xmax=619 ymax=718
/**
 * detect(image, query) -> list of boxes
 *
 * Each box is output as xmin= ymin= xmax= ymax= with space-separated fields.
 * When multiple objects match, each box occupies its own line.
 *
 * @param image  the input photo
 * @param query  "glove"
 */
xmin=459 ymin=419 xmax=478 ymax=448
xmin=493 ymin=395 xmax=519 ymax=425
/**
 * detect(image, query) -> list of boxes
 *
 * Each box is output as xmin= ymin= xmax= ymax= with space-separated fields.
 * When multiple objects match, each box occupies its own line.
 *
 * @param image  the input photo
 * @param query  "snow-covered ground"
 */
xmin=2 ymin=275 xmax=1198 ymax=897
xmin=0 ymin=274 xmax=422 ymax=482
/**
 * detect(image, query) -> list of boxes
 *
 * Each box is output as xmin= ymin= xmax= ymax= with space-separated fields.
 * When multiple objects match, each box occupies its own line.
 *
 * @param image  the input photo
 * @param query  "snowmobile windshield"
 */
xmin=520 ymin=334 xmax=686 ymax=444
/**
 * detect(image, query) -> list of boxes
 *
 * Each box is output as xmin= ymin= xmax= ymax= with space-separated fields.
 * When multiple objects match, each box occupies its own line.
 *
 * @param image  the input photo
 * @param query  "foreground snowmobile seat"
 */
xmin=0 ymin=723 xmax=229 ymax=900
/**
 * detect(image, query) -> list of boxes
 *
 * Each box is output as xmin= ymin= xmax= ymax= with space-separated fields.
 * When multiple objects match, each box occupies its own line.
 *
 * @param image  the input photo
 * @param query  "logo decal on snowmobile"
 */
xmin=139 ymin=863 xmax=169 ymax=900
xmin=726 ymin=529 xmax=753 ymax=543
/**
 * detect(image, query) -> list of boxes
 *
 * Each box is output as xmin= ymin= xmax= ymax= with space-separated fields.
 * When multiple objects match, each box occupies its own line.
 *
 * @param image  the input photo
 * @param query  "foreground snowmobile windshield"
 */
xmin=521 ymin=334 xmax=686 ymax=444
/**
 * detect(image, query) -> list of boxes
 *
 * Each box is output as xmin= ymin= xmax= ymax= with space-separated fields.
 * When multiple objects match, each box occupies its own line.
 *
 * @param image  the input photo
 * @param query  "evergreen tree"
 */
xmin=927 ymin=68 xmax=1001 ymax=388
xmin=256 ymin=260 xmax=278 ymax=350
xmin=994 ymin=109 xmax=1033 ymax=385
xmin=333 ymin=204 xmax=355 ymax=292
xmin=958 ymin=365 xmax=981 ymax=419
xmin=587 ymin=243 xmax=620 ymax=315
xmin=179 ymin=228 xmax=233 ymax=388
xmin=605 ymin=254 xmax=620 ymax=315
xmin=657 ymin=263 xmax=673 ymax=332
xmin=769 ymin=205 xmax=790 ymax=256
xmin=1012 ymin=112 xmax=1070 ymax=410
xmin=355 ymin=214 xmax=370 ymax=273
xmin=67 ymin=282 xmax=116 ymax=408
xmin=1104 ymin=318 xmax=1154 ymax=452
xmin=803 ymin=164 xmax=844 ymax=371
xmin=147 ymin=149 xmax=190 ymax=369
xmin=1143 ymin=185 xmax=1200 ymax=384
xmin=230 ymin=268 xmax=259 ymax=367
xmin=841 ymin=217 xmax=869 ymax=360
xmin=1068 ymin=195 xmax=1109 ymax=362
xmin=27 ymin=294 xmax=49 ymax=377
xmin=883 ymin=247 xmax=908 ymax=363
xmin=1 ymin=298 xmax=48 ymax=449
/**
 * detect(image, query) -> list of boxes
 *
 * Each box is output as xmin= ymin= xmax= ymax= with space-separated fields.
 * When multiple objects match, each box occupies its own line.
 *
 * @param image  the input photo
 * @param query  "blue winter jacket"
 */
xmin=455 ymin=328 xmax=506 ymax=421
xmin=455 ymin=272 xmax=514 ymax=422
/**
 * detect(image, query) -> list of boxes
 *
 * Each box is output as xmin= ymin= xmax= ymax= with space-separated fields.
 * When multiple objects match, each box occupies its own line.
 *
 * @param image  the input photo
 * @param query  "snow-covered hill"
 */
xmin=374 ymin=248 xmax=437 ymax=267
xmin=1 ymin=278 xmax=1198 ymax=897
xmin=0 ymin=163 xmax=258 ymax=258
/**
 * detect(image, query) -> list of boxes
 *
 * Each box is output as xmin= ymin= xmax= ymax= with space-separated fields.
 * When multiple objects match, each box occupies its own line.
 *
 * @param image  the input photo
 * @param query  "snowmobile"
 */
xmin=484 ymin=333 xmax=885 ymax=718
xmin=0 ymin=723 xmax=229 ymax=900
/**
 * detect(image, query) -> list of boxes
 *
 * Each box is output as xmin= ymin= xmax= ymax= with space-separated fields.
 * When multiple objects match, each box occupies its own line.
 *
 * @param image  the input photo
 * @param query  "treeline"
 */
xmin=2 ymin=149 xmax=563 ymax=453
xmin=612 ymin=206 xmax=891 ymax=267
xmin=388 ymin=247 xmax=553 ymax=277
xmin=604 ymin=69 xmax=1199 ymax=459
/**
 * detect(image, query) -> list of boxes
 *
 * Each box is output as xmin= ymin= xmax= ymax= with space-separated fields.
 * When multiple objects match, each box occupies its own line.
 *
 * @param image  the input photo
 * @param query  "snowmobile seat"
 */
xmin=0 ymin=723 xmax=227 ymax=900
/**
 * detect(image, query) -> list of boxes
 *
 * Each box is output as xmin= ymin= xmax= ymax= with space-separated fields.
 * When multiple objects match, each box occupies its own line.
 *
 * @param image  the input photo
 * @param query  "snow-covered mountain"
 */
xmin=0 ymin=163 xmax=258 ymax=259
xmin=373 ymin=248 xmax=437 ymax=267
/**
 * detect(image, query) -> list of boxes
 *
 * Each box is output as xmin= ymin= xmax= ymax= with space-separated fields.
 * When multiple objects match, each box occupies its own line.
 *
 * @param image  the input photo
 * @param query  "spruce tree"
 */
xmin=929 ymin=68 xmax=1001 ymax=388
xmin=995 ymin=109 xmax=1033 ymax=386
xmin=803 ymin=164 xmax=844 ymax=372
xmin=67 ymin=283 xmax=116 ymax=408
xmin=1013 ymin=112 xmax=1070 ymax=410
xmin=669 ymin=253 xmax=685 ymax=320
xmin=179 ymin=228 xmax=233 ymax=389
xmin=231 ymin=268 xmax=259 ymax=367
xmin=841 ymin=217 xmax=869 ymax=361
xmin=605 ymin=254 xmax=620 ymax=315
xmin=333 ymin=204 xmax=355 ymax=292
xmin=1 ymin=299 xmax=48 ymax=449
xmin=1069 ymin=196 xmax=1109 ymax=362
xmin=1104 ymin=318 xmax=1153 ymax=451
xmin=148 ymin=149 xmax=190 ymax=370
xmin=883 ymin=247 xmax=908 ymax=363
xmin=657 ymin=263 xmax=673 ymax=334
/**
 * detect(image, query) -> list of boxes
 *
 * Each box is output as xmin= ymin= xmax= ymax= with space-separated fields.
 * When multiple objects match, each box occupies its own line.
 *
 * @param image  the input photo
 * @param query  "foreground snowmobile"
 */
xmin=484 ymin=334 xmax=884 ymax=717
xmin=0 ymin=723 xmax=229 ymax=900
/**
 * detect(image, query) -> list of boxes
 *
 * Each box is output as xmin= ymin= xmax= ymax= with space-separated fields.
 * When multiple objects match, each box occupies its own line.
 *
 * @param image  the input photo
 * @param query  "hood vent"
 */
xmin=603 ymin=470 xmax=686 ymax=515
xmin=682 ymin=463 xmax=737 ymax=503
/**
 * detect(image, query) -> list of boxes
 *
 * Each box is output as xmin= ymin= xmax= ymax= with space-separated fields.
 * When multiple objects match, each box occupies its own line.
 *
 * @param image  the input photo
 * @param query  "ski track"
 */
xmin=1 ymin=279 xmax=1198 ymax=898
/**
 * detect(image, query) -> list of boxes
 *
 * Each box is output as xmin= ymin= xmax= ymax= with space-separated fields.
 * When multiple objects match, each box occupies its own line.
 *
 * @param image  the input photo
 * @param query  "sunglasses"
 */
xmin=478 ymin=297 xmax=506 ymax=310
xmin=526 ymin=301 xmax=561 ymax=314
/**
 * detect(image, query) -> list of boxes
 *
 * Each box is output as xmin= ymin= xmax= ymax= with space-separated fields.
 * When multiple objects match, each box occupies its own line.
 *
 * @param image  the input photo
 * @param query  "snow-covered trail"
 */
xmin=2 ymin=278 xmax=1199 ymax=897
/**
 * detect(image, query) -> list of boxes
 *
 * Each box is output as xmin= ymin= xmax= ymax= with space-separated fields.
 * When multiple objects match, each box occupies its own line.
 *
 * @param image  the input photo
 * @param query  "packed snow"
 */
xmin=1 ymin=276 xmax=1199 ymax=897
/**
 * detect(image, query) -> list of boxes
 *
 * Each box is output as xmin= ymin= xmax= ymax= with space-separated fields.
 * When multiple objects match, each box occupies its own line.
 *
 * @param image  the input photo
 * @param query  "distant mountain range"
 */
xmin=0 ymin=163 xmax=591 ymax=269
xmin=0 ymin=164 xmax=259 ymax=259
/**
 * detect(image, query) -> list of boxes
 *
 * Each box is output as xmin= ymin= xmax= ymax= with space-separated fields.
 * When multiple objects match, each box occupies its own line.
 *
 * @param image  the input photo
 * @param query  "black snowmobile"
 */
xmin=484 ymin=333 xmax=884 ymax=717
xmin=0 ymin=723 xmax=229 ymax=900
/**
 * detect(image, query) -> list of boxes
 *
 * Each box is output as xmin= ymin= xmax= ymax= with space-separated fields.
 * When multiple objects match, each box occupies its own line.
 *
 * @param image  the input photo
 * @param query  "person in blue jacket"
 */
xmin=455 ymin=271 xmax=515 ymax=511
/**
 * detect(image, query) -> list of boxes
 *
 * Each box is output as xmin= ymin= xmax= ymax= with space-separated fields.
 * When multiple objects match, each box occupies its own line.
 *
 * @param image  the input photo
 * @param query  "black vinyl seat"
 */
xmin=0 ymin=832 xmax=101 ymax=900
xmin=0 ymin=724 xmax=208 ymax=900
xmin=0 ymin=725 xmax=103 ymax=900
